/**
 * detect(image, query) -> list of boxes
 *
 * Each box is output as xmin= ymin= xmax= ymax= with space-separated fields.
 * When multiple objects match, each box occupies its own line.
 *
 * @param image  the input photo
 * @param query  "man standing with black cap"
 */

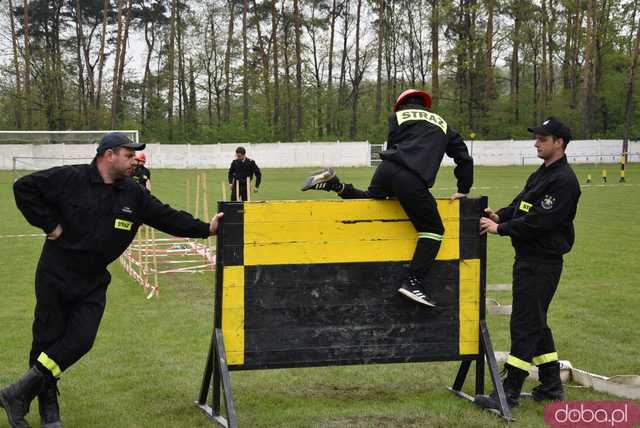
xmin=228 ymin=146 xmax=261 ymax=201
xmin=475 ymin=117 xmax=581 ymax=411
xmin=1 ymin=132 xmax=223 ymax=428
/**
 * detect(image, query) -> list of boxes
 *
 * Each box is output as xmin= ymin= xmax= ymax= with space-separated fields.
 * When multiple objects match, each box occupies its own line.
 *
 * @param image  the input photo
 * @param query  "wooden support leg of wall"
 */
xmin=196 ymin=329 xmax=237 ymax=428
xmin=479 ymin=320 xmax=512 ymax=421
xmin=448 ymin=320 xmax=513 ymax=421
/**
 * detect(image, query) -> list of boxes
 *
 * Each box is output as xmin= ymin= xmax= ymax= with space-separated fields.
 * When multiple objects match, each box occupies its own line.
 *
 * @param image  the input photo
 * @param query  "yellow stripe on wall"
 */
xmin=459 ymin=258 xmax=480 ymax=355
xmin=243 ymin=199 xmax=460 ymax=266
xmin=222 ymin=266 xmax=245 ymax=365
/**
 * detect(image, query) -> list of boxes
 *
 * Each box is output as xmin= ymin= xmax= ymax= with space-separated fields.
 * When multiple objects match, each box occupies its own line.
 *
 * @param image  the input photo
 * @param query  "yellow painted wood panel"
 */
xmin=221 ymin=266 xmax=245 ymax=365
xmin=243 ymin=199 xmax=460 ymax=265
xmin=243 ymin=199 xmax=409 ymax=222
xmin=459 ymin=259 xmax=480 ymax=355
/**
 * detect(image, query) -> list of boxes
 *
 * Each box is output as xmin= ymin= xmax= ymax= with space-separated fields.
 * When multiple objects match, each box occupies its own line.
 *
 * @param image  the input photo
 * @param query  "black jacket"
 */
xmin=497 ymin=156 xmax=581 ymax=259
xmin=380 ymin=106 xmax=473 ymax=193
xmin=14 ymin=161 xmax=210 ymax=274
xmin=228 ymin=158 xmax=262 ymax=188
xmin=132 ymin=165 xmax=151 ymax=187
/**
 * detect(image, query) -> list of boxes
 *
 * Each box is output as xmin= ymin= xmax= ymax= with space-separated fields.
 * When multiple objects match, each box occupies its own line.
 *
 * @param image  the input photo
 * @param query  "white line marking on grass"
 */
xmin=0 ymin=233 xmax=44 ymax=239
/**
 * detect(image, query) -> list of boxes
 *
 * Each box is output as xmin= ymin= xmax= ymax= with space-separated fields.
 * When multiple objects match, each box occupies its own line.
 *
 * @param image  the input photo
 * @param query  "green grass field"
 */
xmin=1 ymin=164 xmax=639 ymax=427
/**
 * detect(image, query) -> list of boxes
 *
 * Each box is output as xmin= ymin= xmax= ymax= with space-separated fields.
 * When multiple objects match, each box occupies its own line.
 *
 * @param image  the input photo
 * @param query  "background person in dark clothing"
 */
xmin=228 ymin=146 xmax=261 ymax=201
xmin=302 ymin=89 xmax=473 ymax=307
xmin=0 ymin=132 xmax=223 ymax=428
xmin=132 ymin=151 xmax=151 ymax=188
xmin=475 ymin=117 xmax=580 ymax=411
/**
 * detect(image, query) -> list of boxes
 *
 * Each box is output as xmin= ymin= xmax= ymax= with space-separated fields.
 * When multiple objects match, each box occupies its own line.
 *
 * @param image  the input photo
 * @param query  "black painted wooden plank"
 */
xmin=222 ymin=226 xmax=244 ymax=245
xmin=243 ymin=323 xmax=459 ymax=351
xmin=240 ymin=342 xmax=462 ymax=367
xmin=460 ymin=198 xmax=483 ymax=260
xmin=478 ymin=196 xmax=488 ymax=322
xmin=243 ymin=261 xmax=459 ymax=287
xmin=230 ymin=354 xmax=480 ymax=371
xmin=221 ymin=244 xmax=243 ymax=267
xmin=460 ymin=197 xmax=483 ymax=218
xmin=220 ymin=202 xmax=244 ymax=222
xmin=221 ymin=203 xmax=243 ymax=266
xmin=243 ymin=282 xmax=460 ymax=309
xmin=460 ymin=240 xmax=482 ymax=260
xmin=243 ymin=303 xmax=459 ymax=329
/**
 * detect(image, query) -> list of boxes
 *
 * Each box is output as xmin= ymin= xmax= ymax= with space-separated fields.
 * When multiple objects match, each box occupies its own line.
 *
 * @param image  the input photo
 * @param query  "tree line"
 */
xmin=1 ymin=0 xmax=640 ymax=149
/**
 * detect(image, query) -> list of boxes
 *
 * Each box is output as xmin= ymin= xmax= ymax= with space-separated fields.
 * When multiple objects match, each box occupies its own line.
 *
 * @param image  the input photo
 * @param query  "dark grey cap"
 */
xmin=96 ymin=132 xmax=145 ymax=154
xmin=527 ymin=117 xmax=572 ymax=143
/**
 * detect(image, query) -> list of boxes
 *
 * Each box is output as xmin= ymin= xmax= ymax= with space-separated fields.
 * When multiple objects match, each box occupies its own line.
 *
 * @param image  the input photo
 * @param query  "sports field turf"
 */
xmin=0 ymin=164 xmax=638 ymax=427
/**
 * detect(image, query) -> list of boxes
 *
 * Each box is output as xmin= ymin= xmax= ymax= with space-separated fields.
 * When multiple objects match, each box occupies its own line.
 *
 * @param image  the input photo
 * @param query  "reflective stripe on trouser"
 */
xmin=533 ymin=352 xmax=559 ymax=366
xmin=37 ymin=352 xmax=62 ymax=378
xmin=417 ymin=232 xmax=443 ymax=241
xmin=507 ymin=354 xmax=532 ymax=371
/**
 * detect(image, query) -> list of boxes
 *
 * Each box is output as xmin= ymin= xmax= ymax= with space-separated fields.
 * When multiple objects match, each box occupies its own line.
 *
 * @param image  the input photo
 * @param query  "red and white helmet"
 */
xmin=392 ymin=89 xmax=432 ymax=112
xmin=135 ymin=152 xmax=146 ymax=163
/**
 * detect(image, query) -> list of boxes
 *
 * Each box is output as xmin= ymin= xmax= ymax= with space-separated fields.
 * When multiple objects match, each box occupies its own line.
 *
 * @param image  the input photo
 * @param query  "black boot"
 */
xmin=0 ymin=366 xmax=46 ymax=428
xmin=475 ymin=364 xmax=528 ymax=411
xmin=39 ymin=379 xmax=62 ymax=428
xmin=532 ymin=361 xmax=565 ymax=402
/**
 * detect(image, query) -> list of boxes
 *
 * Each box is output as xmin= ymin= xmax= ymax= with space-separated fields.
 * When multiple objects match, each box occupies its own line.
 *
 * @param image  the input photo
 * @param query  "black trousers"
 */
xmin=509 ymin=258 xmax=562 ymax=367
xmin=231 ymin=179 xmax=249 ymax=201
xmin=339 ymin=160 xmax=445 ymax=279
xmin=29 ymin=256 xmax=110 ymax=374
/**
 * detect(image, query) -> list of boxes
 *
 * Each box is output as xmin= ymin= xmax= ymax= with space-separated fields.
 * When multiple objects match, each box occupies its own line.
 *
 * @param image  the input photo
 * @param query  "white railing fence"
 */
xmin=1 ymin=139 xmax=638 ymax=170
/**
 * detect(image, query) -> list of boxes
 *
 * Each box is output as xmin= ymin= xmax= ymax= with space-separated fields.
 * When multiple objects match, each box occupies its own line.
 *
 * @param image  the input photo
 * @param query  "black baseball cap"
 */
xmin=527 ymin=117 xmax=572 ymax=142
xmin=96 ymin=132 xmax=145 ymax=154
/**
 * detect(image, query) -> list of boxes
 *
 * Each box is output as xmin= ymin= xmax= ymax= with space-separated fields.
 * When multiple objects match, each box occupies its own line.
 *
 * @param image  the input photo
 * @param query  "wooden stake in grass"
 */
xmin=246 ymin=177 xmax=251 ymax=201
xmin=147 ymin=176 xmax=159 ymax=298
xmin=235 ymin=179 xmax=240 ymax=201
xmin=195 ymin=173 xmax=201 ymax=220
xmin=137 ymin=224 xmax=143 ymax=287
xmin=201 ymin=174 xmax=215 ymax=269
xmin=221 ymin=181 xmax=227 ymax=201
xmin=149 ymin=226 xmax=160 ymax=299
xmin=186 ymin=177 xmax=191 ymax=213
xmin=201 ymin=173 xmax=209 ymax=220
xmin=143 ymin=225 xmax=150 ymax=291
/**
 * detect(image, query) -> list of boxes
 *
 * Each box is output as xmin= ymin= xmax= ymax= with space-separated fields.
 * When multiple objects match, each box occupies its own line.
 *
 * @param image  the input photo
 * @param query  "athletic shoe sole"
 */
xmin=398 ymin=288 xmax=436 ymax=307
xmin=301 ymin=168 xmax=336 ymax=191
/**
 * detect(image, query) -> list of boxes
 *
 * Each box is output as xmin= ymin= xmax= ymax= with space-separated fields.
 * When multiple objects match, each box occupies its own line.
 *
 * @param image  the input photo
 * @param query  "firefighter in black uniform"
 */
xmin=0 ymin=132 xmax=223 ymax=428
xmin=302 ymin=89 xmax=473 ymax=307
xmin=228 ymin=146 xmax=261 ymax=201
xmin=475 ymin=117 xmax=580 ymax=411
xmin=132 ymin=151 xmax=151 ymax=188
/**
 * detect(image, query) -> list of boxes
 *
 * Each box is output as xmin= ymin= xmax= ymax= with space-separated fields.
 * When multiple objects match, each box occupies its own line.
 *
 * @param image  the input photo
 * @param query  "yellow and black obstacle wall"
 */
xmin=197 ymin=197 xmax=511 ymax=426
